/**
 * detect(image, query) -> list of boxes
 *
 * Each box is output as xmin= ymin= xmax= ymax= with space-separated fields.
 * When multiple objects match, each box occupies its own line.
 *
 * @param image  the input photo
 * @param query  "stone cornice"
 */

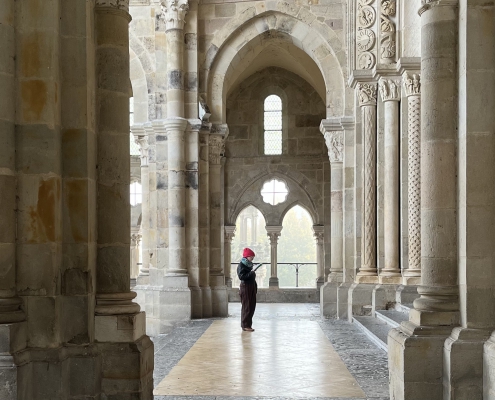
xmin=378 ymin=78 xmax=400 ymax=102
xmin=161 ymin=0 xmax=189 ymax=31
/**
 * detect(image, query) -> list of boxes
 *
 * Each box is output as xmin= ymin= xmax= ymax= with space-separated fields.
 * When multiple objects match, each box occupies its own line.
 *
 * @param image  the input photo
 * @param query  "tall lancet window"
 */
xmin=264 ymin=95 xmax=282 ymax=155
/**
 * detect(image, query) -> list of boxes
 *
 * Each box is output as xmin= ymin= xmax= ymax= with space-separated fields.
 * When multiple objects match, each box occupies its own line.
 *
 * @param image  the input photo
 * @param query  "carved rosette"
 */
xmin=379 ymin=0 xmax=396 ymax=63
xmin=95 ymin=0 xmax=130 ymax=12
xmin=356 ymin=0 xmax=377 ymax=70
xmin=357 ymin=83 xmax=377 ymax=107
xmin=403 ymin=73 xmax=421 ymax=273
xmin=378 ymin=78 xmax=400 ymax=102
xmin=324 ymin=131 xmax=344 ymax=163
xmin=161 ymin=0 xmax=189 ymax=30
xmin=209 ymin=135 xmax=225 ymax=165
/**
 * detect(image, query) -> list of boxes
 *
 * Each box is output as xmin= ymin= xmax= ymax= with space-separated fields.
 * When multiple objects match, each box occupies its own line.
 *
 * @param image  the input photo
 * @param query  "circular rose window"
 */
xmin=260 ymin=179 xmax=289 ymax=206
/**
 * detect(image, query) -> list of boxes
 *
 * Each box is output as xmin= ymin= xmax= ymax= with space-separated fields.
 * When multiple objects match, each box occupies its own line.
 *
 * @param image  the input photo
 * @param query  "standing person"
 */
xmin=237 ymin=248 xmax=257 ymax=332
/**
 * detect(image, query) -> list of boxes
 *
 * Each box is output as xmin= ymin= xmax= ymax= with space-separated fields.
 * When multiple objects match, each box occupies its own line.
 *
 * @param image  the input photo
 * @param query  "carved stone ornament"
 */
xmin=382 ymin=0 xmax=396 ymax=15
xmin=402 ymin=72 xmax=421 ymax=97
xmin=358 ymin=6 xmax=376 ymax=28
xmin=161 ymin=0 xmax=189 ymax=30
xmin=134 ymin=134 xmax=149 ymax=166
xmin=379 ymin=0 xmax=396 ymax=62
xmin=324 ymin=131 xmax=344 ymax=163
xmin=95 ymin=0 xmax=129 ymax=12
xmin=378 ymin=78 xmax=400 ymax=102
xmin=358 ymin=52 xmax=376 ymax=69
xmin=267 ymin=232 xmax=281 ymax=245
xmin=357 ymin=29 xmax=376 ymax=52
xmin=357 ymin=83 xmax=377 ymax=107
xmin=209 ymin=135 xmax=225 ymax=165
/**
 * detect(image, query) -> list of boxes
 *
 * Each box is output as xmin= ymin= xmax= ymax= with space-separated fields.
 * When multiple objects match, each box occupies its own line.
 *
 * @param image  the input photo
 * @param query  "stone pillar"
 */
xmin=130 ymin=232 xmax=141 ymax=282
xmin=313 ymin=226 xmax=325 ymax=288
xmin=224 ymin=226 xmax=236 ymax=289
xmin=0 ymin=1 xmax=25 ymax=396
xmin=389 ymin=1 xmax=459 ymax=398
xmin=402 ymin=72 xmax=422 ymax=285
xmin=209 ymin=133 xmax=228 ymax=316
xmin=95 ymin=1 xmax=153 ymax=397
xmin=267 ymin=226 xmax=282 ymax=288
xmin=356 ymin=83 xmax=379 ymax=283
xmin=132 ymin=125 xmax=151 ymax=281
xmin=378 ymin=78 xmax=402 ymax=283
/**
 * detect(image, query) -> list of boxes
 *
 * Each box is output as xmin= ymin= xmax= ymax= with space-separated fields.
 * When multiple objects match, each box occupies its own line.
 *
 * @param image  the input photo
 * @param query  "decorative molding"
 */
xmin=402 ymin=72 xmax=421 ymax=97
xmin=357 ymin=83 xmax=377 ymax=107
xmin=312 ymin=225 xmax=325 ymax=245
xmin=378 ymin=78 xmax=400 ymax=102
xmin=356 ymin=0 xmax=377 ymax=70
xmin=95 ymin=0 xmax=130 ymax=12
xmin=324 ymin=131 xmax=344 ymax=163
xmin=379 ymin=0 xmax=396 ymax=63
xmin=209 ymin=134 xmax=225 ymax=165
xmin=160 ymin=0 xmax=189 ymax=30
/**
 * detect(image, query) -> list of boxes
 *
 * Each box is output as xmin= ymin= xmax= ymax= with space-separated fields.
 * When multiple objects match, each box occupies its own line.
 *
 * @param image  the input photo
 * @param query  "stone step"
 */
xmin=375 ymin=309 xmax=408 ymax=328
xmin=395 ymin=302 xmax=413 ymax=314
xmin=352 ymin=316 xmax=390 ymax=352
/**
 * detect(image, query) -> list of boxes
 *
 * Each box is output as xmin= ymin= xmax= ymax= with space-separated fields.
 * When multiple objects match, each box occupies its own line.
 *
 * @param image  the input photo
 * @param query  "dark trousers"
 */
xmin=239 ymin=281 xmax=257 ymax=328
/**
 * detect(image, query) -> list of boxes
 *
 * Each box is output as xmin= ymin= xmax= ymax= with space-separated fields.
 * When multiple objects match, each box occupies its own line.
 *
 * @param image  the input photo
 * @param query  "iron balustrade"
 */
xmin=230 ymin=262 xmax=317 ymax=288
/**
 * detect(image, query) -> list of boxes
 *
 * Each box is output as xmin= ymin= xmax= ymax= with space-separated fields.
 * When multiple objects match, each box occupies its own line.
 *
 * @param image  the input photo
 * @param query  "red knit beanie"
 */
xmin=242 ymin=248 xmax=255 ymax=258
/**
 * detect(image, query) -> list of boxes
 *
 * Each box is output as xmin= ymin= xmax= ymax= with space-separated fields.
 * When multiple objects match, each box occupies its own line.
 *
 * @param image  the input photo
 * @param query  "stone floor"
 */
xmin=152 ymin=303 xmax=389 ymax=400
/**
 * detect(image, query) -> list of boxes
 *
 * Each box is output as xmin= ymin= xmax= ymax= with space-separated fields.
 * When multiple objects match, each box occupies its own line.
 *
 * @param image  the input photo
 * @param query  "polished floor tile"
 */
xmin=154 ymin=318 xmax=366 ymax=398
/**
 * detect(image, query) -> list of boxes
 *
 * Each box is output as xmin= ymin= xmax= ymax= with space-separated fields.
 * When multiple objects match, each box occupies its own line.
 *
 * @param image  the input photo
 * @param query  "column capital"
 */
xmin=161 ymin=0 xmax=189 ymax=31
xmin=323 ymin=131 xmax=344 ymax=163
xmin=95 ymin=0 xmax=130 ymax=12
xmin=419 ymin=0 xmax=458 ymax=15
xmin=312 ymin=225 xmax=324 ymax=245
xmin=378 ymin=78 xmax=401 ymax=102
xmin=224 ymin=225 xmax=236 ymax=242
xmin=132 ymin=125 xmax=149 ymax=166
xmin=402 ymin=72 xmax=421 ymax=97
xmin=357 ymin=82 xmax=377 ymax=106
xmin=266 ymin=226 xmax=282 ymax=244
xmin=209 ymin=134 xmax=225 ymax=165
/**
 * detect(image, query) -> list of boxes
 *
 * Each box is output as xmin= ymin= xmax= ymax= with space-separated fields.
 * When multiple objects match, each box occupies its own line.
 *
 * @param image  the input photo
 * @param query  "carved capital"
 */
xmin=95 ymin=0 xmax=129 ymax=12
xmin=324 ymin=131 xmax=344 ymax=163
xmin=378 ymin=78 xmax=400 ymax=102
xmin=357 ymin=83 xmax=377 ymax=107
xmin=267 ymin=232 xmax=281 ymax=245
xmin=224 ymin=226 xmax=236 ymax=243
xmin=209 ymin=134 xmax=225 ymax=165
xmin=312 ymin=225 xmax=324 ymax=245
xmin=402 ymin=72 xmax=421 ymax=97
xmin=133 ymin=133 xmax=149 ymax=166
xmin=161 ymin=0 xmax=189 ymax=31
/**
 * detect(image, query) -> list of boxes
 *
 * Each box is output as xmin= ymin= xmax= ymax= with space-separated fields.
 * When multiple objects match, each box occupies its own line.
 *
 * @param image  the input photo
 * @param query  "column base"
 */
xmin=190 ymin=286 xmax=203 ymax=319
xmin=444 ymin=327 xmax=490 ymax=400
xmin=210 ymin=274 xmax=228 ymax=317
xmin=483 ymin=332 xmax=495 ymax=399
xmin=389 ymin=323 xmax=456 ymax=400
xmin=372 ymin=284 xmax=400 ymax=315
xmin=320 ymin=282 xmax=339 ymax=318
xmin=347 ymin=283 xmax=375 ymax=321
xmin=316 ymin=276 xmax=325 ymax=289
xmin=379 ymin=275 xmax=402 ymax=284
xmin=201 ymin=287 xmax=212 ymax=318
xmin=0 ymin=322 xmax=26 ymax=399
xmin=136 ymin=273 xmax=150 ymax=286
xmin=355 ymin=275 xmax=379 ymax=284
xmin=225 ymin=277 xmax=233 ymax=288
xmin=337 ymin=282 xmax=352 ymax=320
xmin=396 ymin=285 xmax=420 ymax=306
xmin=403 ymin=275 xmax=421 ymax=285
xmin=269 ymin=277 xmax=279 ymax=288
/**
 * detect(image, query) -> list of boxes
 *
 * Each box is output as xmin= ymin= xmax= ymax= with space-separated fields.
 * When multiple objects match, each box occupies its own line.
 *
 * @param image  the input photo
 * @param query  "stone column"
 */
xmin=389 ymin=1 xmax=459 ymax=398
xmin=95 ymin=1 xmax=153 ymax=397
xmin=402 ymin=72 xmax=422 ymax=285
xmin=0 ymin=1 xmax=25 ymax=396
xmin=132 ymin=125 xmax=150 ymax=281
xmin=209 ymin=133 xmax=227 ymax=316
xmin=313 ymin=226 xmax=325 ymax=288
xmin=224 ymin=226 xmax=236 ymax=289
xmin=378 ymin=78 xmax=402 ymax=283
xmin=267 ymin=226 xmax=282 ymax=288
xmin=356 ymin=83 xmax=379 ymax=283
xmin=130 ymin=232 xmax=141 ymax=283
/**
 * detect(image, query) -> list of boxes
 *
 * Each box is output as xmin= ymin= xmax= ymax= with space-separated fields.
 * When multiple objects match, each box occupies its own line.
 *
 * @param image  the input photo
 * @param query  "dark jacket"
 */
xmin=237 ymin=259 xmax=256 ymax=284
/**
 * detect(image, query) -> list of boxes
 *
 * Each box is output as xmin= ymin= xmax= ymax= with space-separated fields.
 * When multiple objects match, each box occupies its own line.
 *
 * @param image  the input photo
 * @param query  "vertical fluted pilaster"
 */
xmin=267 ymin=226 xmax=282 ymax=288
xmin=403 ymin=72 xmax=422 ymax=284
xmin=378 ymin=78 xmax=402 ymax=282
xmin=356 ymin=83 xmax=378 ymax=282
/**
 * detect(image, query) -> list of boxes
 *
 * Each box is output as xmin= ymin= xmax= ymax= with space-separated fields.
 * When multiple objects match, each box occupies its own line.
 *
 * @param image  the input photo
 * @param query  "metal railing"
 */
xmin=230 ymin=262 xmax=317 ymax=288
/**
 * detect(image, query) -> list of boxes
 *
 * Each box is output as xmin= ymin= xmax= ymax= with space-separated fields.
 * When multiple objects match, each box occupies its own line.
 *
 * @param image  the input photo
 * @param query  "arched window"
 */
xmin=264 ymin=95 xmax=282 ymax=155
xmin=130 ymin=181 xmax=142 ymax=206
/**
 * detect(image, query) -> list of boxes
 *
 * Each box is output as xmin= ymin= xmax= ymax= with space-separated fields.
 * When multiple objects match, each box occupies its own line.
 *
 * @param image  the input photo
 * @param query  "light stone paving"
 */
xmin=153 ymin=304 xmax=389 ymax=399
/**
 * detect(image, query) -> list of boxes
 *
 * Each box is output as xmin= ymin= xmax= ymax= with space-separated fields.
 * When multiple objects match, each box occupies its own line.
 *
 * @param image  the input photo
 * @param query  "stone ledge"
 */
xmin=228 ymin=288 xmax=320 ymax=303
